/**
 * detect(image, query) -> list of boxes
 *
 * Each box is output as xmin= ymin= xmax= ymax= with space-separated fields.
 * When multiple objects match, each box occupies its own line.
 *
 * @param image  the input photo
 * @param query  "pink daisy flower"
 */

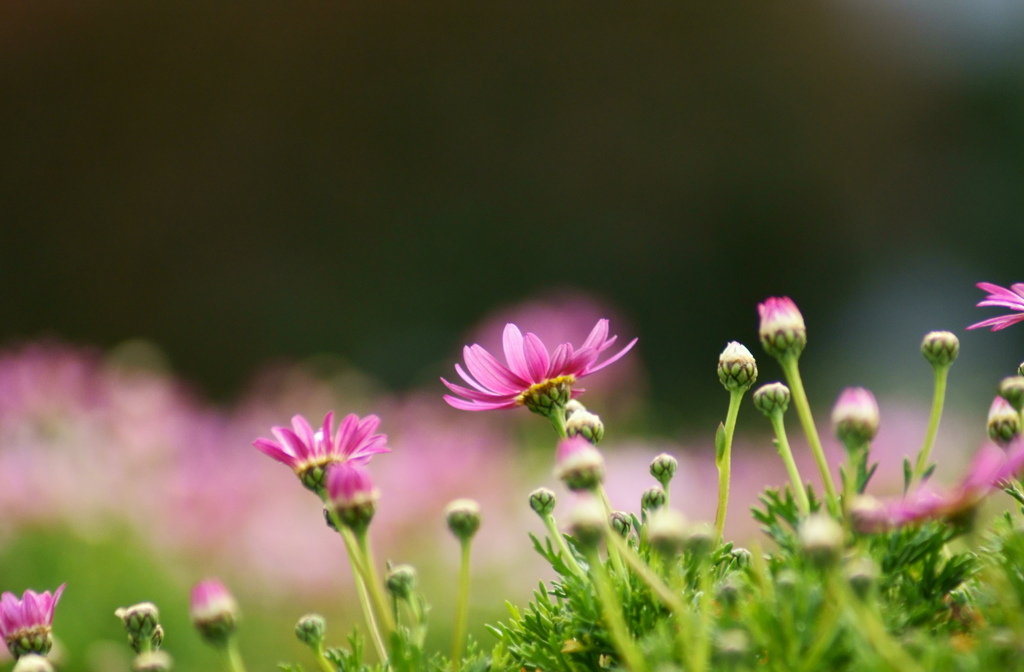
xmin=0 ymin=585 xmax=65 ymax=659
xmin=253 ymin=412 xmax=390 ymax=494
xmin=967 ymin=282 xmax=1024 ymax=331
xmin=442 ymin=319 xmax=637 ymax=413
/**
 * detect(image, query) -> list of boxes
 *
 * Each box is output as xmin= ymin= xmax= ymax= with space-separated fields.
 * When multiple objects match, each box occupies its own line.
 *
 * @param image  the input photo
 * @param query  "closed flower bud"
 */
xmin=565 ymin=407 xmax=605 ymax=444
xmin=831 ymin=387 xmax=880 ymax=447
xmin=988 ymin=396 xmax=1020 ymax=446
xmin=647 ymin=509 xmax=687 ymax=557
xmin=1019 ymin=361 xmax=1024 ymax=378
xmin=683 ymin=522 xmax=715 ymax=558
xmin=999 ymin=376 xmax=1024 ymax=412
xmin=718 ymin=342 xmax=758 ymax=392
xmin=114 ymin=602 xmax=161 ymax=653
xmin=528 ymin=488 xmax=557 ymax=516
xmin=326 ymin=463 xmax=379 ymax=533
xmin=758 ymin=297 xmax=807 ymax=360
xmin=844 ymin=557 xmax=879 ymax=599
xmin=294 ymin=614 xmax=326 ymax=648
xmin=567 ymin=497 xmax=606 ymax=550
xmin=649 ymin=453 xmax=678 ymax=488
xmin=798 ymin=514 xmax=843 ymax=567
xmin=609 ymin=511 xmax=632 ymax=537
xmin=445 ymin=499 xmax=481 ymax=542
xmin=729 ymin=547 xmax=753 ymax=569
xmin=554 ymin=436 xmax=605 ymax=492
xmin=133 ymin=651 xmax=173 ymax=672
xmin=189 ymin=579 xmax=238 ymax=647
xmin=12 ymin=655 xmax=54 ymax=672
xmin=753 ymin=382 xmax=791 ymax=417
xmin=385 ymin=565 xmax=417 ymax=600
xmin=921 ymin=331 xmax=959 ymax=367
xmin=641 ymin=485 xmax=666 ymax=512
xmin=715 ymin=629 xmax=750 ymax=666
xmin=716 ymin=574 xmax=743 ymax=607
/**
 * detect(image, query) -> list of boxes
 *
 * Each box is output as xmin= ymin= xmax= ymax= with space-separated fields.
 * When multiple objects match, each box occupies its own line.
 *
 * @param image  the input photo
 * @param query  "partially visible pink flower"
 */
xmin=0 ymin=584 xmax=65 ymax=659
xmin=967 ymin=282 xmax=1024 ymax=331
xmin=442 ymin=319 xmax=637 ymax=412
xmin=855 ymin=443 xmax=1024 ymax=532
xmin=253 ymin=412 xmax=389 ymax=493
xmin=189 ymin=579 xmax=238 ymax=645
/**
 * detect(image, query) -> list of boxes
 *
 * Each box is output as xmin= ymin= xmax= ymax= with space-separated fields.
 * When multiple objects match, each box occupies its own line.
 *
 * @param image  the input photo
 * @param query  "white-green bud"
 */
xmin=554 ymin=437 xmax=605 ymax=492
xmin=641 ymin=485 xmax=666 ymax=512
xmin=715 ymin=629 xmax=750 ymax=666
xmin=528 ymin=487 xmax=557 ymax=516
xmin=115 ymin=602 xmax=161 ymax=653
xmin=385 ymin=565 xmax=417 ymax=600
xmin=921 ymin=331 xmax=959 ymax=367
xmin=799 ymin=514 xmax=844 ymax=567
xmin=988 ymin=396 xmax=1020 ymax=446
xmin=718 ymin=342 xmax=758 ymax=392
xmin=753 ymin=382 xmax=791 ymax=417
xmin=683 ymin=522 xmax=715 ymax=558
xmin=294 ymin=614 xmax=326 ymax=648
xmin=565 ymin=407 xmax=605 ymax=444
xmin=445 ymin=499 xmax=481 ymax=542
xmin=999 ymin=376 xmax=1024 ymax=412
xmin=647 ymin=509 xmax=687 ymax=557
xmin=609 ymin=511 xmax=632 ymax=537
xmin=649 ymin=453 xmax=678 ymax=488
xmin=12 ymin=655 xmax=54 ymax=672
xmin=844 ymin=557 xmax=879 ymax=599
xmin=567 ymin=497 xmax=606 ymax=550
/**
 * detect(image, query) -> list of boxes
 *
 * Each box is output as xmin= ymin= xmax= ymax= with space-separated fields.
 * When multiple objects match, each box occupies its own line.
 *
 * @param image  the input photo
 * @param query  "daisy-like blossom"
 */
xmin=253 ymin=412 xmax=390 ymax=494
xmin=442 ymin=319 xmax=637 ymax=412
xmin=854 ymin=443 xmax=1024 ymax=532
xmin=967 ymin=282 xmax=1024 ymax=331
xmin=0 ymin=585 xmax=65 ymax=659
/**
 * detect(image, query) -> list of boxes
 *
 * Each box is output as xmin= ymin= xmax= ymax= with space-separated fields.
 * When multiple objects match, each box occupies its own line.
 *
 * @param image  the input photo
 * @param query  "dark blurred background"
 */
xmin=3 ymin=2 xmax=1024 ymax=424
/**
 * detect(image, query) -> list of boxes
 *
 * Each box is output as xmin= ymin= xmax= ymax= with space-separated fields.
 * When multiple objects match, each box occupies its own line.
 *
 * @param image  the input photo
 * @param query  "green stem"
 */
xmin=222 ymin=638 xmax=247 ymax=672
xmin=314 ymin=645 xmax=336 ymax=672
xmin=768 ymin=411 xmax=811 ymax=516
xmin=548 ymin=407 xmax=568 ymax=439
xmin=830 ymin=573 xmax=925 ymax=672
xmin=355 ymin=530 xmax=397 ymax=637
xmin=714 ymin=389 xmax=745 ymax=544
xmin=605 ymin=533 xmax=686 ymax=614
xmin=596 ymin=484 xmax=627 ymax=578
xmin=584 ymin=548 xmax=648 ymax=672
xmin=913 ymin=364 xmax=949 ymax=488
xmin=339 ymin=527 xmax=387 ymax=662
xmin=451 ymin=540 xmax=473 ymax=672
xmin=779 ymin=354 xmax=840 ymax=516
xmin=542 ymin=513 xmax=586 ymax=578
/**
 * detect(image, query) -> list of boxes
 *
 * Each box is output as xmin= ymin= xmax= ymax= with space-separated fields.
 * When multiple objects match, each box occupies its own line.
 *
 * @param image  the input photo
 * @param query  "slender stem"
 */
xmin=779 ymin=354 xmax=840 ymax=516
xmin=830 ymin=573 xmax=926 ymax=672
xmin=355 ymin=530 xmax=397 ymax=636
xmin=913 ymin=364 xmax=950 ymax=488
xmin=451 ymin=540 xmax=473 ymax=672
xmin=714 ymin=389 xmax=745 ymax=544
xmin=768 ymin=411 xmax=810 ymax=515
xmin=605 ymin=533 xmax=686 ymax=614
xmin=596 ymin=484 xmax=627 ymax=578
xmin=339 ymin=527 xmax=387 ymax=661
xmin=548 ymin=407 xmax=568 ymax=439
xmin=583 ymin=548 xmax=648 ymax=672
xmin=542 ymin=513 xmax=586 ymax=578
xmin=314 ymin=645 xmax=336 ymax=672
xmin=222 ymin=638 xmax=247 ymax=672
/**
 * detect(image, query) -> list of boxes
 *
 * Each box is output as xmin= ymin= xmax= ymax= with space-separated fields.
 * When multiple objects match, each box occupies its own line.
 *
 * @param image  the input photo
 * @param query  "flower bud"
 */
xmin=189 ymin=579 xmax=239 ymax=647
xmin=844 ymin=557 xmax=879 ymax=599
xmin=445 ymin=499 xmax=481 ymax=542
xmin=1018 ymin=361 xmax=1024 ymax=378
xmin=683 ymin=522 xmax=715 ymax=559
xmin=999 ymin=376 xmax=1024 ymax=412
xmin=385 ymin=565 xmax=417 ymax=600
xmin=609 ymin=511 xmax=632 ymax=538
xmin=831 ymin=387 xmax=880 ymax=447
xmin=641 ymin=485 xmax=666 ymax=512
xmin=647 ymin=509 xmax=687 ymax=557
xmin=554 ymin=436 xmax=605 ymax=492
xmin=326 ymin=463 xmax=379 ymax=533
xmin=133 ymin=651 xmax=173 ymax=672
xmin=528 ymin=488 xmax=557 ymax=516
xmin=921 ymin=331 xmax=959 ymax=367
xmin=798 ymin=514 xmax=843 ymax=567
xmin=567 ymin=497 xmax=606 ymax=551
xmin=565 ymin=406 xmax=605 ymax=444
xmin=115 ymin=602 xmax=161 ymax=653
xmin=775 ymin=569 xmax=798 ymax=595
xmin=729 ymin=547 xmax=753 ymax=569
xmin=649 ymin=453 xmax=678 ymax=488
xmin=715 ymin=629 xmax=750 ymax=667
xmin=988 ymin=396 xmax=1020 ymax=446
xmin=12 ymin=655 xmax=54 ymax=672
xmin=294 ymin=614 xmax=326 ymax=648
xmin=718 ymin=342 xmax=758 ymax=392
xmin=758 ymin=297 xmax=807 ymax=360
xmin=753 ymin=382 xmax=791 ymax=417
xmin=716 ymin=575 xmax=743 ymax=608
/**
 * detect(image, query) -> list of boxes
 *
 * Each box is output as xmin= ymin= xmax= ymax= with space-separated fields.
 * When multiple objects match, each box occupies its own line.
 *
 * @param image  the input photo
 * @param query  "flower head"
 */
xmin=758 ymin=297 xmax=807 ymax=359
xmin=442 ymin=319 xmax=637 ymax=414
xmin=831 ymin=387 xmax=880 ymax=447
xmin=0 ymin=585 xmax=65 ymax=659
xmin=967 ymin=282 xmax=1024 ymax=331
xmin=253 ymin=412 xmax=389 ymax=494
xmin=554 ymin=435 xmax=605 ymax=492
xmin=189 ymin=579 xmax=238 ymax=647
xmin=326 ymin=463 xmax=379 ymax=532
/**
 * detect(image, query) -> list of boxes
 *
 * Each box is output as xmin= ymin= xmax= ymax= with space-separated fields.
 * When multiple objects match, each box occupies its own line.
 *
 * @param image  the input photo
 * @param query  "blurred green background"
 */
xmin=4 ymin=2 xmax=1024 ymax=671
